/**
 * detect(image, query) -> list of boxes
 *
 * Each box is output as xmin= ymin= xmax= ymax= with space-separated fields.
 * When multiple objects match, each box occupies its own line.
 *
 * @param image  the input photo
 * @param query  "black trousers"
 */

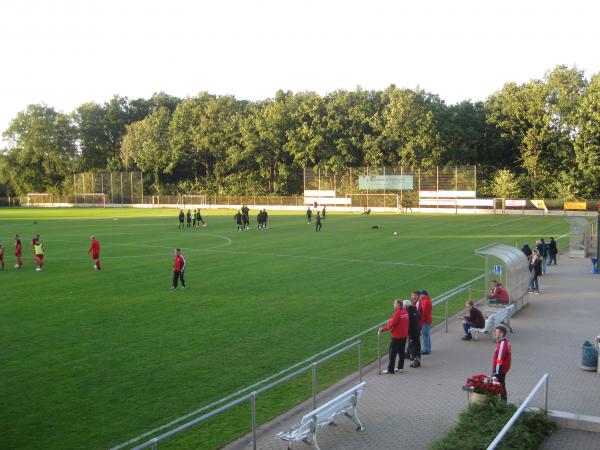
xmin=407 ymin=335 xmax=421 ymax=360
xmin=316 ymin=222 xmax=322 ymax=231
xmin=173 ymin=271 xmax=186 ymax=288
xmin=496 ymin=372 xmax=507 ymax=402
xmin=388 ymin=337 xmax=407 ymax=371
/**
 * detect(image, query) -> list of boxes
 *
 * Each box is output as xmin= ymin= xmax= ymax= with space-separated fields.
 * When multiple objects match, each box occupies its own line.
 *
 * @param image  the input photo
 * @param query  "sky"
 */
xmin=1 ymin=0 xmax=599 ymax=145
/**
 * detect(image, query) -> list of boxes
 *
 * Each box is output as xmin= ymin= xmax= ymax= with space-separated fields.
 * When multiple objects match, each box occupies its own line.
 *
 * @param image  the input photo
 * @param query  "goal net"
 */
xmin=75 ymin=193 xmax=107 ymax=207
xmin=181 ymin=195 xmax=207 ymax=206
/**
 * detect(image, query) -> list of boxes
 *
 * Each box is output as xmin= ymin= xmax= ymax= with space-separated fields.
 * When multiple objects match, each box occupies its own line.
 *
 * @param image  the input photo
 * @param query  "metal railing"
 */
xmin=130 ymin=340 xmax=363 ymax=450
xmin=486 ymin=373 xmax=549 ymax=450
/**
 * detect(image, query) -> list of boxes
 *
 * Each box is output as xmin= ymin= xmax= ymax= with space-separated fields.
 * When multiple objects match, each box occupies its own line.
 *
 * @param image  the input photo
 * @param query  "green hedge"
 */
xmin=431 ymin=398 xmax=555 ymax=450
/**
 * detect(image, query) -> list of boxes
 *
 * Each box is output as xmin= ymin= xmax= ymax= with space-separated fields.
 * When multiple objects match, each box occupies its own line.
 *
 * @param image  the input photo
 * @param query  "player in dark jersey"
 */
xmin=315 ymin=211 xmax=322 ymax=232
xmin=234 ymin=211 xmax=244 ymax=231
xmin=192 ymin=209 xmax=197 ymax=228
xmin=262 ymin=209 xmax=268 ymax=229
xmin=197 ymin=209 xmax=206 ymax=227
xmin=186 ymin=210 xmax=192 ymax=228
xmin=306 ymin=207 xmax=312 ymax=224
xmin=0 ymin=240 xmax=5 ymax=270
xmin=178 ymin=210 xmax=185 ymax=229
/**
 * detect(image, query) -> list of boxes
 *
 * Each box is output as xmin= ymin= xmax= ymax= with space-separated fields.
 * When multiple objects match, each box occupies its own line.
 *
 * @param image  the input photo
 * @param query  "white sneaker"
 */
xmin=382 ymin=370 xmax=394 ymax=374
xmin=395 ymin=368 xmax=403 ymax=373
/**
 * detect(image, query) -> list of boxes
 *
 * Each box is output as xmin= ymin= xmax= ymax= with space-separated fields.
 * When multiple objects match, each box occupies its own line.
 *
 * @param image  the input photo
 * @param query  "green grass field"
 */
xmin=0 ymin=208 xmax=568 ymax=450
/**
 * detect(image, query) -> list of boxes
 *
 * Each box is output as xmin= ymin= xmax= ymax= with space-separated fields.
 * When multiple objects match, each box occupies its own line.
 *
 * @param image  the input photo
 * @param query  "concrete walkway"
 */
xmin=225 ymin=255 xmax=600 ymax=450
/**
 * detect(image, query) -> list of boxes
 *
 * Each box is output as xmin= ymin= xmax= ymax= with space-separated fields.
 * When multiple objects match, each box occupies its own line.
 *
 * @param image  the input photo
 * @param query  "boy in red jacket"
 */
xmin=379 ymin=299 xmax=409 ymax=373
xmin=171 ymin=248 xmax=187 ymax=291
xmin=493 ymin=325 xmax=511 ymax=402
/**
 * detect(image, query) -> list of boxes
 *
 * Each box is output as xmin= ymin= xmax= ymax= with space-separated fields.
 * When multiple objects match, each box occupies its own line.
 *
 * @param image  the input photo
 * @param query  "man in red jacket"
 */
xmin=487 ymin=280 xmax=509 ymax=304
xmin=379 ymin=299 xmax=409 ymax=373
xmin=419 ymin=290 xmax=433 ymax=354
xmin=171 ymin=248 xmax=187 ymax=291
xmin=493 ymin=325 xmax=511 ymax=402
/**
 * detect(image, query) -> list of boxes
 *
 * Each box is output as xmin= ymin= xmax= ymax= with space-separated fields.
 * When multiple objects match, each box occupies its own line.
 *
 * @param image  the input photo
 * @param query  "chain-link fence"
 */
xmin=71 ymin=172 xmax=146 ymax=205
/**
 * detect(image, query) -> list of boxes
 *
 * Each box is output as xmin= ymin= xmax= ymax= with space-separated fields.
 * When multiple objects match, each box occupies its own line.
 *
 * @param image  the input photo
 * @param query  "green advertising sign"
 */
xmin=358 ymin=175 xmax=414 ymax=190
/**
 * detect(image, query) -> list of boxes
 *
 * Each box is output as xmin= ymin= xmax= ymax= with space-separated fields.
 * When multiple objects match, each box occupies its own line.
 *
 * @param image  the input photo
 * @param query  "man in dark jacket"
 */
xmin=459 ymin=300 xmax=485 ymax=340
xmin=521 ymin=243 xmax=532 ymax=261
xmin=403 ymin=300 xmax=421 ymax=367
xmin=548 ymin=237 xmax=558 ymax=266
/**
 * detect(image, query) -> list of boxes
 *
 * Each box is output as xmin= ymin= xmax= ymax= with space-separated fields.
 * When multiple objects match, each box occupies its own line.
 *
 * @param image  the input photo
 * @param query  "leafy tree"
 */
xmin=491 ymin=169 xmax=521 ymax=198
xmin=573 ymin=75 xmax=600 ymax=197
xmin=1 ymin=104 xmax=77 ymax=194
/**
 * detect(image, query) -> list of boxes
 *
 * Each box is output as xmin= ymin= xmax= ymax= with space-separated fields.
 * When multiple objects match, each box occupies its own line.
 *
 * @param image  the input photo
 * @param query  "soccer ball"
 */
xmin=14 ymin=264 xmax=19 ymax=269
xmin=36 ymin=267 xmax=42 ymax=272
xmin=393 ymin=232 xmax=398 ymax=236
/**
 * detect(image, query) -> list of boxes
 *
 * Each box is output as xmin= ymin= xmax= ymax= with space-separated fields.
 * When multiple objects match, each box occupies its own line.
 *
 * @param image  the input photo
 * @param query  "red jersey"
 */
xmin=493 ymin=338 xmax=512 ymax=374
xmin=15 ymin=239 xmax=22 ymax=256
xmin=173 ymin=254 xmax=186 ymax=272
xmin=419 ymin=295 xmax=432 ymax=325
xmin=381 ymin=308 xmax=409 ymax=339
xmin=89 ymin=239 xmax=100 ymax=255
xmin=492 ymin=285 xmax=509 ymax=303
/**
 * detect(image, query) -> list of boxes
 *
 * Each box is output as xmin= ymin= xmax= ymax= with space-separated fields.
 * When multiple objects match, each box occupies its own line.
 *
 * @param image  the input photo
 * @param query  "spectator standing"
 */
xmin=403 ymin=300 xmax=421 ymax=367
xmin=521 ymin=243 xmax=532 ymax=262
xmin=459 ymin=300 xmax=485 ymax=340
xmin=529 ymin=250 xmax=542 ymax=293
xmin=487 ymin=280 xmax=509 ymax=304
xmin=419 ymin=290 xmax=433 ymax=354
xmin=548 ymin=237 xmax=558 ymax=266
xmin=493 ymin=325 xmax=511 ymax=402
xmin=379 ymin=299 xmax=409 ymax=373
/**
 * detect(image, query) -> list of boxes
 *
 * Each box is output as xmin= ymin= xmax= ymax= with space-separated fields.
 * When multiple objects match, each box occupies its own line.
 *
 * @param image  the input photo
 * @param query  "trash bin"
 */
xmin=580 ymin=341 xmax=598 ymax=371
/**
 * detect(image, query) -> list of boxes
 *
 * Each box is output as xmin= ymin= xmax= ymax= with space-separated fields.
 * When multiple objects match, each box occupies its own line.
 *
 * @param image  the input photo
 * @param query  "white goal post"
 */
xmin=181 ymin=195 xmax=207 ymax=206
xmin=26 ymin=192 xmax=107 ymax=207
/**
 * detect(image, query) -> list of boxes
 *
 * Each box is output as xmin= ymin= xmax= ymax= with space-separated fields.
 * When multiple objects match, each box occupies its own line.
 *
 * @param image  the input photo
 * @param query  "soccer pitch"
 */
xmin=0 ymin=208 xmax=568 ymax=450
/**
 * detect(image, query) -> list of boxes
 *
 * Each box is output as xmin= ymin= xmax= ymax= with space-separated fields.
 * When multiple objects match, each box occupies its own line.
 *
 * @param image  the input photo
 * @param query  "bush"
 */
xmin=430 ymin=398 xmax=555 ymax=450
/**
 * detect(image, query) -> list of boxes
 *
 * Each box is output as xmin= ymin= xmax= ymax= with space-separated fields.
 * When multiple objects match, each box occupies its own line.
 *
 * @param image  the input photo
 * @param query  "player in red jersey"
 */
xmin=14 ymin=234 xmax=23 ymax=269
xmin=0 ymin=240 xmax=5 ymax=270
xmin=171 ymin=248 xmax=186 ymax=290
xmin=88 ymin=235 xmax=101 ymax=271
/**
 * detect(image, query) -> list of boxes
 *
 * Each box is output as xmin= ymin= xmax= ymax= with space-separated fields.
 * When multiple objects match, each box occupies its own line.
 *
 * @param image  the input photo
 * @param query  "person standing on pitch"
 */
xmin=315 ymin=211 xmax=322 ymax=232
xmin=34 ymin=237 xmax=46 ymax=271
xmin=14 ymin=234 xmax=23 ymax=269
xmin=88 ymin=235 xmax=101 ymax=271
xmin=0 ymin=240 xmax=5 ymax=270
xmin=172 ymin=248 xmax=186 ymax=291
xmin=186 ymin=210 xmax=192 ymax=228
xmin=379 ymin=299 xmax=409 ymax=373
xmin=234 ymin=210 xmax=244 ymax=231
xmin=322 ymin=205 xmax=326 ymax=219
xmin=178 ymin=210 xmax=185 ymax=229
xmin=492 ymin=325 xmax=511 ymax=402
xmin=306 ymin=207 xmax=312 ymax=224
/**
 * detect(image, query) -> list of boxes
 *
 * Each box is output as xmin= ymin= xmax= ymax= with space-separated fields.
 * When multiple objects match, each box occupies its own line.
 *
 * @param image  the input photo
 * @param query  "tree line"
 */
xmin=1 ymin=65 xmax=598 ymax=198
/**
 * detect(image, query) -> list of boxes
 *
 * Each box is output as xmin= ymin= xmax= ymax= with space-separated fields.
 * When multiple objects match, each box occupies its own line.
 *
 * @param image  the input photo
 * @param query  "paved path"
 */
xmin=225 ymin=255 xmax=600 ymax=450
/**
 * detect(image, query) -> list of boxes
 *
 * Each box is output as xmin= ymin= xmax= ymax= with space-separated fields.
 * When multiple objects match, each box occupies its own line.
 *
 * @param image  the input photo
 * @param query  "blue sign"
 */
xmin=493 ymin=265 xmax=503 ymax=276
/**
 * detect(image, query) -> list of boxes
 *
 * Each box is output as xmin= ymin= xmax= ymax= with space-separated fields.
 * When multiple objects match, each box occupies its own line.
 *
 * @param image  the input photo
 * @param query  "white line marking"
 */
xmin=488 ymin=217 xmax=529 ymax=227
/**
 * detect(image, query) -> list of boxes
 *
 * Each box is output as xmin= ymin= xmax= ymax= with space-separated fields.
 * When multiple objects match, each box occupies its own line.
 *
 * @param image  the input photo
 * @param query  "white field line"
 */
xmin=488 ymin=216 xmax=530 ymax=227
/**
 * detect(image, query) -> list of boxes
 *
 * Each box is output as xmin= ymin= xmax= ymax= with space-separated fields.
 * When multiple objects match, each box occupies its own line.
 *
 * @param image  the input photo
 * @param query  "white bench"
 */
xmin=469 ymin=304 xmax=515 ymax=340
xmin=275 ymin=382 xmax=366 ymax=450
